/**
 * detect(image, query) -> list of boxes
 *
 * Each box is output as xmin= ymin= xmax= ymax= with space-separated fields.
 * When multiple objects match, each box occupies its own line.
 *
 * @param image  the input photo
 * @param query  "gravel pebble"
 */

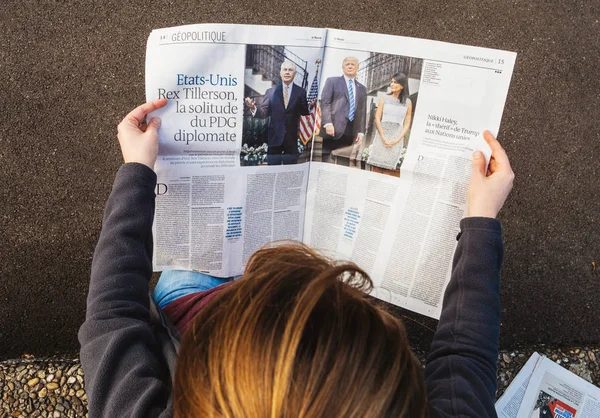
xmin=2 ymin=348 xmax=599 ymax=415
xmin=27 ymin=378 xmax=40 ymax=387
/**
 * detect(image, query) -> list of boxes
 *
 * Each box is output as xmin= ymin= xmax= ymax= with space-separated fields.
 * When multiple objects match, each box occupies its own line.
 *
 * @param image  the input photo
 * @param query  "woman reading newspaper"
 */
xmin=79 ymin=98 xmax=514 ymax=418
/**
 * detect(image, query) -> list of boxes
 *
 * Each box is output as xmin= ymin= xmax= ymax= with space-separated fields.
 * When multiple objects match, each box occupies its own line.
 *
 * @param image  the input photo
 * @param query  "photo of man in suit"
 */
xmin=320 ymin=56 xmax=367 ymax=162
xmin=245 ymin=60 xmax=310 ymax=165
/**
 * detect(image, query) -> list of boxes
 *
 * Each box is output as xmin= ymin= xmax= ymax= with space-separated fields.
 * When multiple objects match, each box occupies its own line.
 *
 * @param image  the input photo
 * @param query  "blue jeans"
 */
xmin=152 ymin=270 xmax=232 ymax=309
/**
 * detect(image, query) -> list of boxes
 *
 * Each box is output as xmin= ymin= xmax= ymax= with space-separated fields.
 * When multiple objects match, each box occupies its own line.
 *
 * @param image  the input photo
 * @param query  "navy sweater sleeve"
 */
xmin=425 ymin=217 xmax=503 ymax=418
xmin=78 ymin=163 xmax=171 ymax=418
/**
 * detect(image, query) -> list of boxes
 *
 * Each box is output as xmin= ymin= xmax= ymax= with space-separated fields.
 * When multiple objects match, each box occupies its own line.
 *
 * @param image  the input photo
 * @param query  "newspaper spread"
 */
xmin=496 ymin=353 xmax=600 ymax=418
xmin=145 ymin=24 xmax=516 ymax=319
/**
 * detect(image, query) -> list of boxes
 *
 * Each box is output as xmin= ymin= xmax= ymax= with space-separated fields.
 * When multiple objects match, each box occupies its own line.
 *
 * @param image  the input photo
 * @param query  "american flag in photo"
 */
xmin=299 ymin=72 xmax=321 ymax=145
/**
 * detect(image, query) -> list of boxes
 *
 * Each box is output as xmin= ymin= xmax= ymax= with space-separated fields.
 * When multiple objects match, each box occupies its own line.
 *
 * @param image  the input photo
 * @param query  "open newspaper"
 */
xmin=145 ymin=24 xmax=516 ymax=319
xmin=496 ymin=352 xmax=600 ymax=417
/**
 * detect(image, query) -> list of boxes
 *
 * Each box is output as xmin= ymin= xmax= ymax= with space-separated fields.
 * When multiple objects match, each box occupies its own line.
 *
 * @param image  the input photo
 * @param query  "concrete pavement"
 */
xmin=1 ymin=0 xmax=599 ymax=358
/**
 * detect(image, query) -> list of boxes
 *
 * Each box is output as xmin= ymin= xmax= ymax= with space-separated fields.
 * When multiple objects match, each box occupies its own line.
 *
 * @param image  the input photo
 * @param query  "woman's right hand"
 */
xmin=116 ymin=99 xmax=168 ymax=169
xmin=467 ymin=131 xmax=514 ymax=218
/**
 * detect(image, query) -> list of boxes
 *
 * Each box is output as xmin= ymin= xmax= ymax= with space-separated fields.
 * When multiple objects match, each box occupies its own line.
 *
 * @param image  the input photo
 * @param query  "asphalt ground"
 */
xmin=1 ymin=1 xmax=599 ymax=359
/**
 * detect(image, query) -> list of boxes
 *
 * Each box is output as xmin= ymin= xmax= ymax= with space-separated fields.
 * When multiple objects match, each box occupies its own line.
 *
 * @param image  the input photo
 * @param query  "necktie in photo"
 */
xmin=348 ymin=79 xmax=355 ymax=121
xmin=284 ymin=85 xmax=289 ymax=108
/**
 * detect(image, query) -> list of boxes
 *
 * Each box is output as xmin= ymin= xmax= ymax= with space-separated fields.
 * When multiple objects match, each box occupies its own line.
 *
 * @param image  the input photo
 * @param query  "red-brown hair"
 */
xmin=175 ymin=242 xmax=428 ymax=417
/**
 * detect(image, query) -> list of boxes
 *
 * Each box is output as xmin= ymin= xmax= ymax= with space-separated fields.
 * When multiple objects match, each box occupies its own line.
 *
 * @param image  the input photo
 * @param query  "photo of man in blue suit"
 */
xmin=320 ymin=56 xmax=367 ymax=162
xmin=245 ymin=60 xmax=310 ymax=165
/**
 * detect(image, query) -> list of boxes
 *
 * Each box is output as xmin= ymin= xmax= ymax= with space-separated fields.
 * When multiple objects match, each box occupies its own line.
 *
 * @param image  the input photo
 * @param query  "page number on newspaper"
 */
xmin=497 ymin=58 xmax=505 ymax=65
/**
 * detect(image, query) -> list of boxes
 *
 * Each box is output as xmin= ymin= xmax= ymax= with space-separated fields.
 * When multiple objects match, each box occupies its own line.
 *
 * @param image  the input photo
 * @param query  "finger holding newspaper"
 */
xmin=467 ymin=130 xmax=515 ymax=219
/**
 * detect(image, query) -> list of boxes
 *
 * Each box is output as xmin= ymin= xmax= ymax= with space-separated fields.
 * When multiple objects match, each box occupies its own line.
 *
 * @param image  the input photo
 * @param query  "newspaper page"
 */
xmin=303 ymin=28 xmax=516 ymax=318
xmin=516 ymin=357 xmax=600 ymax=418
xmin=496 ymin=352 xmax=543 ymax=418
xmin=146 ymin=24 xmax=325 ymax=275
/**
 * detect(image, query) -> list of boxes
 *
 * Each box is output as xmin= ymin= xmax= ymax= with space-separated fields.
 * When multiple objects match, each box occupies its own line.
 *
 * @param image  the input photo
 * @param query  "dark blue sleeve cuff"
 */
xmin=457 ymin=217 xmax=502 ymax=240
xmin=115 ymin=163 xmax=157 ymax=188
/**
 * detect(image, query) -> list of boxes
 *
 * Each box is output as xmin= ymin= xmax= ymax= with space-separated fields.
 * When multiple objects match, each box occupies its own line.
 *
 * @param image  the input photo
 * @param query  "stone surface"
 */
xmin=4 ymin=350 xmax=599 ymax=416
xmin=1 ymin=1 xmax=599 ymax=359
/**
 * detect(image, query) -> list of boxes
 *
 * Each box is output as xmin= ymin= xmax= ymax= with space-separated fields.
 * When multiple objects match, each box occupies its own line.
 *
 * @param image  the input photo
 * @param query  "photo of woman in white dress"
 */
xmin=366 ymin=73 xmax=413 ymax=170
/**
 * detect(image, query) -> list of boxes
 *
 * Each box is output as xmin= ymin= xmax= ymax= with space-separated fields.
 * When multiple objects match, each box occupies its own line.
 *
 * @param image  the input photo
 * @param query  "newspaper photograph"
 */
xmin=312 ymin=47 xmax=423 ymax=175
xmin=242 ymin=44 xmax=323 ymax=166
xmin=145 ymin=23 xmax=516 ymax=319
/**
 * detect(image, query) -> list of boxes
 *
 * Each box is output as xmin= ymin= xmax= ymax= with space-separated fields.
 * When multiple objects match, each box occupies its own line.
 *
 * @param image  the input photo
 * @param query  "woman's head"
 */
xmin=390 ymin=72 xmax=409 ymax=104
xmin=175 ymin=243 xmax=428 ymax=418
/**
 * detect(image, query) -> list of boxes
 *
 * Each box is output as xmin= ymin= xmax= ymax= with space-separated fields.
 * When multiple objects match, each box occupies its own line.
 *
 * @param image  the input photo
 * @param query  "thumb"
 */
xmin=145 ymin=117 xmax=161 ymax=134
xmin=471 ymin=151 xmax=486 ymax=177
